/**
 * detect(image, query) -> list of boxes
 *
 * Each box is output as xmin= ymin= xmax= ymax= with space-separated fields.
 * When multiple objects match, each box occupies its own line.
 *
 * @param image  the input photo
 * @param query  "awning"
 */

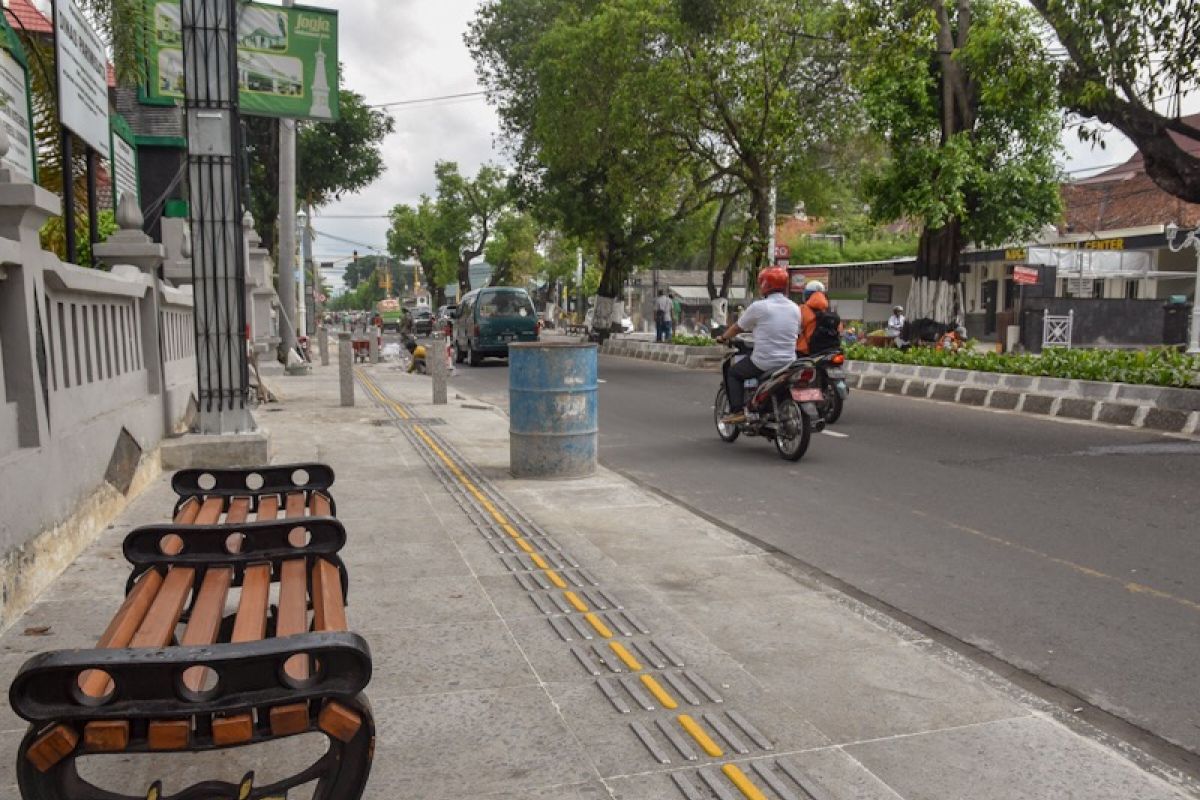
xmin=1026 ymin=247 xmax=1151 ymax=277
xmin=668 ymin=285 xmax=750 ymax=304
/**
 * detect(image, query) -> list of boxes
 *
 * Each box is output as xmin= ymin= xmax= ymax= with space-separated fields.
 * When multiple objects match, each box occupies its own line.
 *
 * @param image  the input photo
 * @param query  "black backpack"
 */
xmin=809 ymin=308 xmax=842 ymax=353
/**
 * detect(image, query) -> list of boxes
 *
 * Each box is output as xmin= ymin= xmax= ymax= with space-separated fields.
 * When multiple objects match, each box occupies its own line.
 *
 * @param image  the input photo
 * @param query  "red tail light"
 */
xmin=831 ymin=353 xmax=845 ymax=365
xmin=796 ymin=368 xmax=815 ymax=384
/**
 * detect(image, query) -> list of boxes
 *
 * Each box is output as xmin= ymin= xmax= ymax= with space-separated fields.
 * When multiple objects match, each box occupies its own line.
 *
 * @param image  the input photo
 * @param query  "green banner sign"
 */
xmin=146 ymin=0 xmax=339 ymax=121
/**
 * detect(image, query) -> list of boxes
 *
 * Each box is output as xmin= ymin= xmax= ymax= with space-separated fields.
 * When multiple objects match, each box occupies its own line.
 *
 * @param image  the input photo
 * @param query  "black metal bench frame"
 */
xmin=9 ymin=464 xmax=374 ymax=800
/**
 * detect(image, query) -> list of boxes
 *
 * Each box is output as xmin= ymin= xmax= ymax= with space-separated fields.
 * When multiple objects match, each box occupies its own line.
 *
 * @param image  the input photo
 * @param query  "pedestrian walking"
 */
xmin=654 ymin=290 xmax=673 ymax=342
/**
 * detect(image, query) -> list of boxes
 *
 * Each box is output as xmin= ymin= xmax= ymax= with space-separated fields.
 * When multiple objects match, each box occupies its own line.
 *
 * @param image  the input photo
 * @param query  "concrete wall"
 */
xmin=0 ymin=179 xmax=196 ymax=628
xmin=1019 ymin=298 xmax=1180 ymax=351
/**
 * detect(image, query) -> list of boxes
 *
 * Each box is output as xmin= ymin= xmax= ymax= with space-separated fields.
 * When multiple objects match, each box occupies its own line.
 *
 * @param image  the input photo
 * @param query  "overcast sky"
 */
xmin=285 ymin=1 xmax=1148 ymax=290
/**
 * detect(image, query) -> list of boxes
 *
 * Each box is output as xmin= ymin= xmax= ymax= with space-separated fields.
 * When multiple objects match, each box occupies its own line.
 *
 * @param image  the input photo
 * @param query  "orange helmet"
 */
xmin=757 ymin=266 xmax=789 ymax=296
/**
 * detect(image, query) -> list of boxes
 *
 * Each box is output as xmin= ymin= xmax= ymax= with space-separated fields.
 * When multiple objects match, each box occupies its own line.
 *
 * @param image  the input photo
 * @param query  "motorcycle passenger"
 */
xmin=716 ymin=267 xmax=800 ymax=425
xmin=795 ymin=280 xmax=836 ymax=356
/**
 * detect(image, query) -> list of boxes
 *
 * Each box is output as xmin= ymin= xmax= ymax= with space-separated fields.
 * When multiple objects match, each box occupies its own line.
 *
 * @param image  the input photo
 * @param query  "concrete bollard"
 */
xmin=431 ymin=336 xmax=448 ymax=405
xmin=338 ymin=332 xmax=354 ymax=407
xmin=369 ymin=326 xmax=381 ymax=364
xmin=318 ymin=326 xmax=330 ymax=366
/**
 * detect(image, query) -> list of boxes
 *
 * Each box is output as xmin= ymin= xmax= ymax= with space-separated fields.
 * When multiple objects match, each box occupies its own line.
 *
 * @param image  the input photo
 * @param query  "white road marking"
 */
xmin=598 ymin=379 xmax=607 ymax=383
xmin=821 ymin=429 xmax=850 ymax=439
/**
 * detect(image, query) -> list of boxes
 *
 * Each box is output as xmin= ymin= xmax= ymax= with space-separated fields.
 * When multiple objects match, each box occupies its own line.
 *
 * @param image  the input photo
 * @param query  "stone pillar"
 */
xmin=318 ymin=325 xmax=329 ymax=365
xmin=431 ymin=337 xmax=448 ymax=405
xmin=338 ymin=332 xmax=353 ymax=406
xmin=369 ymin=326 xmax=381 ymax=364
xmin=94 ymin=195 xmax=170 ymax=429
xmin=0 ymin=131 xmax=59 ymax=448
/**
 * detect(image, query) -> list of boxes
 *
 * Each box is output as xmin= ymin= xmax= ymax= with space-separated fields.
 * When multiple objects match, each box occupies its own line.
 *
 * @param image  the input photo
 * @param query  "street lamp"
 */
xmin=1163 ymin=222 xmax=1200 ymax=354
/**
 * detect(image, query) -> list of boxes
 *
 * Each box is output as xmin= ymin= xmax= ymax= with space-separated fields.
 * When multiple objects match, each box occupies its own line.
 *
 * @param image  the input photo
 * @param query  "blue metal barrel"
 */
xmin=509 ymin=343 xmax=598 ymax=478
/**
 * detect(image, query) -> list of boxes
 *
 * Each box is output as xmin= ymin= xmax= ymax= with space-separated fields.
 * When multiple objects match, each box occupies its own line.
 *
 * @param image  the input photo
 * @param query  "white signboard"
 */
xmin=111 ymin=134 xmax=139 ymax=207
xmin=54 ymin=0 xmax=110 ymax=157
xmin=0 ymin=49 xmax=35 ymax=182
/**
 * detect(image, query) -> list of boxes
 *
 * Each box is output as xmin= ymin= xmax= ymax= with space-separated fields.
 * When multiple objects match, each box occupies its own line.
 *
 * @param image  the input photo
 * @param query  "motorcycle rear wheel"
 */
xmin=774 ymin=398 xmax=811 ymax=461
xmin=714 ymin=386 xmax=740 ymax=443
xmin=823 ymin=386 xmax=844 ymax=425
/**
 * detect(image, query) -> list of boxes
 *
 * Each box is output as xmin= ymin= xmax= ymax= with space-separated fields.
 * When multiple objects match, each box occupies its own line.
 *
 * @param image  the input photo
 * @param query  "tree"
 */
xmin=434 ymin=161 xmax=510 ymax=296
xmin=486 ymin=212 xmax=542 ymax=286
xmin=1031 ymin=0 xmax=1200 ymax=203
xmin=246 ymin=90 xmax=393 ymax=259
xmin=469 ymin=0 xmax=723 ymax=334
xmin=664 ymin=0 xmax=848 ymax=269
xmin=388 ymin=197 xmax=456 ymax=307
xmin=845 ymin=0 xmax=1062 ymax=324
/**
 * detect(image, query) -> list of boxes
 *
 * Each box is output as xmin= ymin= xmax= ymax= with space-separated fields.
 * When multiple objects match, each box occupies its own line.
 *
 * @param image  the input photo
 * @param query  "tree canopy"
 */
xmin=845 ymin=0 xmax=1062 ymax=322
xmin=1031 ymin=0 xmax=1200 ymax=203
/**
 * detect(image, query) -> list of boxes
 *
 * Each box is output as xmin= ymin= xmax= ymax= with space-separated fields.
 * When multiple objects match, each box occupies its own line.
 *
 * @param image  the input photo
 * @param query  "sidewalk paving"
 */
xmin=1 ymin=348 xmax=1196 ymax=799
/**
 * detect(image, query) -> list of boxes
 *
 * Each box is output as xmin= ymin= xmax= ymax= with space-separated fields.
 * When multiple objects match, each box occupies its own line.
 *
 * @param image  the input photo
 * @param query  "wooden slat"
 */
xmin=179 ymin=568 xmax=233 ymax=692
xmin=130 ymin=567 xmax=195 ymax=649
xmin=82 ymin=720 xmax=129 ymax=752
xmin=311 ymin=559 xmax=347 ymax=633
xmin=195 ymin=496 xmax=224 ymax=525
xmin=284 ymin=491 xmax=306 ymax=519
xmin=174 ymin=496 xmax=202 ymax=524
xmin=232 ymin=564 xmax=271 ymax=643
xmin=319 ymin=702 xmax=362 ymax=743
xmin=26 ymin=724 xmax=78 ymax=772
xmin=212 ymin=714 xmax=255 ymax=746
xmin=277 ymin=559 xmax=309 ymax=682
xmin=147 ymin=720 xmax=190 ymax=750
xmin=224 ymin=496 xmax=252 ymax=525
xmin=269 ymin=703 xmax=310 ymax=737
xmin=309 ymin=491 xmax=332 ymax=516
xmin=256 ymin=494 xmax=280 ymax=521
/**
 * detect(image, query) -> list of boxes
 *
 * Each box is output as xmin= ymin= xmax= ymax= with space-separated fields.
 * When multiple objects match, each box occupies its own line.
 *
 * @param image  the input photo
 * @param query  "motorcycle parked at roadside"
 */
xmin=714 ymin=340 xmax=825 ymax=461
xmin=811 ymin=349 xmax=850 ymax=424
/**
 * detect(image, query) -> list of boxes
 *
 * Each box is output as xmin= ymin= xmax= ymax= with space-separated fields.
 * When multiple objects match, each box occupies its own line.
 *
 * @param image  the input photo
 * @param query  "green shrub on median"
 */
xmin=671 ymin=334 xmax=717 ymax=347
xmin=844 ymin=343 xmax=1200 ymax=389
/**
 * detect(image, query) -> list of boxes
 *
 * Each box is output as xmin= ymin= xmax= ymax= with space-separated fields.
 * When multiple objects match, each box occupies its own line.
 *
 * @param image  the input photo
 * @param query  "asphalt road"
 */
xmin=446 ymin=352 xmax=1200 ymax=762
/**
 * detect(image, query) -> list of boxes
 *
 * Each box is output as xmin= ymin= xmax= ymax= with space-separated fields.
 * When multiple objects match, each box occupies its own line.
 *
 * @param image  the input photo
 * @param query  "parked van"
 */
xmin=454 ymin=287 xmax=540 ymax=365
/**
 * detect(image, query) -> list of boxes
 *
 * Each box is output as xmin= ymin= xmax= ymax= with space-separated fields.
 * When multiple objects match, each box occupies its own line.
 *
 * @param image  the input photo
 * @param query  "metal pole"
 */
xmin=1188 ymin=243 xmax=1200 ymax=355
xmin=85 ymin=148 xmax=98 ymax=265
xmin=296 ymin=211 xmax=307 ymax=337
xmin=61 ymin=131 xmax=75 ymax=263
xmin=277 ymin=86 xmax=298 ymax=355
xmin=182 ymin=0 xmax=252 ymax=433
xmin=303 ymin=202 xmax=317 ymax=329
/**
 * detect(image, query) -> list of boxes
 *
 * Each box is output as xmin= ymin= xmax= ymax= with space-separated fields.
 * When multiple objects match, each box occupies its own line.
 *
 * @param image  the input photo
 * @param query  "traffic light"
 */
xmin=352 ymin=250 xmax=358 ymax=263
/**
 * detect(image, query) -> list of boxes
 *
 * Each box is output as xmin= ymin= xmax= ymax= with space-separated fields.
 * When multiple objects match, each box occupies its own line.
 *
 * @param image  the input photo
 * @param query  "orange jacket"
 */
xmin=795 ymin=292 xmax=830 ymax=354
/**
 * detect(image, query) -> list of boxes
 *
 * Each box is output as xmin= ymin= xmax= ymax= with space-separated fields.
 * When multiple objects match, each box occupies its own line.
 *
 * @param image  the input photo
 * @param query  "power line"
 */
xmin=368 ymin=90 xmax=487 ymax=109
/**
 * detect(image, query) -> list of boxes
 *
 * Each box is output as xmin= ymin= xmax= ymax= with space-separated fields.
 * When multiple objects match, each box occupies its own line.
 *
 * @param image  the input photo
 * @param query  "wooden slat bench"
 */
xmin=8 ymin=463 xmax=374 ymax=800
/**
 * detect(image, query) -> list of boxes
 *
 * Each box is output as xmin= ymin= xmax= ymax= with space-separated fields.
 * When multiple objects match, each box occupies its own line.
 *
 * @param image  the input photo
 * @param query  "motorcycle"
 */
xmin=811 ymin=349 xmax=850 ymax=424
xmin=714 ymin=340 xmax=825 ymax=461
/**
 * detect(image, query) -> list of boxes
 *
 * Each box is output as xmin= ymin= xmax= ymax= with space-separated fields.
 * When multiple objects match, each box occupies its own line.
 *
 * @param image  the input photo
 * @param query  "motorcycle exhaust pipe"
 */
xmin=801 ymin=402 xmax=825 ymax=433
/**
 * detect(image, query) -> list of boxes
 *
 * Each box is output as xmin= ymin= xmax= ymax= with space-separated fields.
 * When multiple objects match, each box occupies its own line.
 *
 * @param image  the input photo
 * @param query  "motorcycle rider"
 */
xmin=716 ymin=266 xmax=800 ymax=425
xmin=796 ymin=279 xmax=832 ymax=356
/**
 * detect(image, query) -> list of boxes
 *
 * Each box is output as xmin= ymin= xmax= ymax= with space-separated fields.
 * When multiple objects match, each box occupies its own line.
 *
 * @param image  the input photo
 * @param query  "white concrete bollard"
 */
xmin=338 ymin=332 xmax=354 ymax=407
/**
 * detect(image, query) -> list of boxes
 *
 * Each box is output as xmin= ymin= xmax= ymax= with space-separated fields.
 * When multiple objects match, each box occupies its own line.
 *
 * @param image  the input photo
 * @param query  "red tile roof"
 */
xmin=1062 ymin=114 xmax=1200 ymax=233
xmin=4 ymin=0 xmax=53 ymax=36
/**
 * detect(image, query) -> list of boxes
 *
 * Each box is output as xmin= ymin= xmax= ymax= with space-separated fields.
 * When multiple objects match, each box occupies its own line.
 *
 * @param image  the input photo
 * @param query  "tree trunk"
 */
xmin=706 ymin=197 xmax=730 ymax=300
xmin=458 ymin=257 xmax=472 ymax=298
xmin=750 ymin=185 xmax=773 ymax=274
xmin=907 ymin=219 xmax=963 ymax=325
xmin=592 ymin=242 xmax=628 ymax=339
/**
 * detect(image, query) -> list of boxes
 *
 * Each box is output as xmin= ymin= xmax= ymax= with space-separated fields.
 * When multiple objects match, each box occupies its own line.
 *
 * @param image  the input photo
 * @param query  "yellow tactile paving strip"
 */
xmin=357 ymin=369 xmax=784 ymax=800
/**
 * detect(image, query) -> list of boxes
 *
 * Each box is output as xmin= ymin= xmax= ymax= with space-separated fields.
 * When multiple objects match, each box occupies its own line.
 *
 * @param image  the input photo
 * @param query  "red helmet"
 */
xmin=757 ymin=266 xmax=789 ymax=296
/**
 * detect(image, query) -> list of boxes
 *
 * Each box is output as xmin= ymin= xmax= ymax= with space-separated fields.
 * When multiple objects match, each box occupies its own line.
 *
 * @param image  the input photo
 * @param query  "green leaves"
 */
xmin=845 ymin=343 xmax=1200 ymax=388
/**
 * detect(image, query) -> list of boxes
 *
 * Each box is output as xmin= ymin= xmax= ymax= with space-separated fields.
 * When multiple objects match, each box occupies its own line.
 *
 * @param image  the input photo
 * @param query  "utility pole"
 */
xmin=182 ymin=0 xmax=252 ymax=433
xmin=302 ymin=203 xmax=316 ymax=325
xmin=276 ymin=0 xmax=298 ymax=357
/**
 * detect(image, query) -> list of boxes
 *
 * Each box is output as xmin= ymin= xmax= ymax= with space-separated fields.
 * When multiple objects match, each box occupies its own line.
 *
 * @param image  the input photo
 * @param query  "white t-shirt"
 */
xmin=654 ymin=295 xmax=672 ymax=316
xmin=738 ymin=293 xmax=800 ymax=370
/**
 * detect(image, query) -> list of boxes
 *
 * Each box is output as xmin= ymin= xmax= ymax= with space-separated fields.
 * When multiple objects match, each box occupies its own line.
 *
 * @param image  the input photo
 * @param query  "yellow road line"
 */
xmin=530 ymin=553 xmax=549 ymax=570
xmin=584 ymin=612 xmax=613 ymax=639
xmin=722 ymin=764 xmax=769 ymax=800
xmin=677 ymin=714 xmax=723 ymax=757
xmin=639 ymin=674 xmax=677 ymax=709
xmin=513 ymin=537 xmax=535 ymax=554
xmin=609 ymin=642 xmax=642 ymax=671
xmin=502 ymin=523 xmax=523 ymax=539
xmin=563 ymin=591 xmax=589 ymax=612
xmin=544 ymin=569 xmax=568 ymax=589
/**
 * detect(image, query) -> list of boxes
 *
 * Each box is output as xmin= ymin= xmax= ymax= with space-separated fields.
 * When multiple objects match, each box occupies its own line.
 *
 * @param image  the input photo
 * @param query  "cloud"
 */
xmin=307 ymin=0 xmax=504 ymax=285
